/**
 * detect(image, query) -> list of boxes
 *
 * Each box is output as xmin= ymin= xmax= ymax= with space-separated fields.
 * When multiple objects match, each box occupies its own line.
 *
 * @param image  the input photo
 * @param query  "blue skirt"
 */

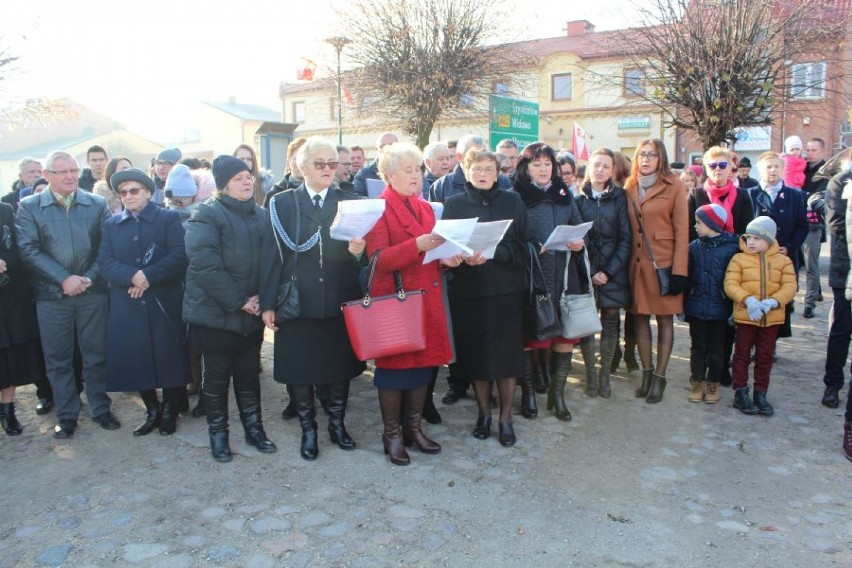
xmin=373 ymin=366 xmax=432 ymax=390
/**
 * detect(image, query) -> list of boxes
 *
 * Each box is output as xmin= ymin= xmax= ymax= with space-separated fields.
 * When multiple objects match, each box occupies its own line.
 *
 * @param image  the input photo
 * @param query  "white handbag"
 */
xmin=559 ymin=248 xmax=602 ymax=339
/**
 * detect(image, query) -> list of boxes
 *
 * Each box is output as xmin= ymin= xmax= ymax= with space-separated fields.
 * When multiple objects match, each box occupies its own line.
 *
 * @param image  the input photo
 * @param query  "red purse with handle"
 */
xmin=341 ymin=251 xmax=426 ymax=361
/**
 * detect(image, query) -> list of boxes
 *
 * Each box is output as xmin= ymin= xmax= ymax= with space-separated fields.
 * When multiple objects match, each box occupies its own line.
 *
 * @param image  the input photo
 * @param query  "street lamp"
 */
xmin=325 ymin=36 xmax=351 ymax=145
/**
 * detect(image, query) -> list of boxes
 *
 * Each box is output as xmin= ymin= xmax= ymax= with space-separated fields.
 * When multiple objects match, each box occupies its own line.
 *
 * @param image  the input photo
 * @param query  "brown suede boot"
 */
xmin=402 ymin=385 xmax=440 ymax=454
xmin=378 ymin=389 xmax=410 ymax=465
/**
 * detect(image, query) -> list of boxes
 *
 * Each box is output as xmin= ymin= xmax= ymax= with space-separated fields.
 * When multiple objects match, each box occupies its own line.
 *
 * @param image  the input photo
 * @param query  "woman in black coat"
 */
xmin=0 ymin=202 xmax=46 ymax=435
xmin=184 ymin=156 xmax=276 ymax=462
xmin=443 ymin=149 xmax=527 ymax=446
xmin=98 ymin=168 xmax=189 ymax=437
xmin=574 ymin=149 xmax=632 ymax=399
xmin=260 ymin=137 xmax=366 ymax=462
xmin=514 ymin=142 xmax=586 ymax=422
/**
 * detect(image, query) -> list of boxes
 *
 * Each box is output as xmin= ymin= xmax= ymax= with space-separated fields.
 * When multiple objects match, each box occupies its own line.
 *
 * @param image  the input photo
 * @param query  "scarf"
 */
xmin=703 ymin=178 xmax=736 ymax=233
xmin=638 ymin=174 xmax=657 ymax=202
xmin=760 ymin=181 xmax=783 ymax=202
xmin=514 ymin=175 xmax=574 ymax=207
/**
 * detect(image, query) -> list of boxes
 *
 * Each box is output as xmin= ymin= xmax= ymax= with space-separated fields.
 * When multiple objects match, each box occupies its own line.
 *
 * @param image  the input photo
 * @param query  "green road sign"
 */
xmin=489 ymin=95 xmax=539 ymax=151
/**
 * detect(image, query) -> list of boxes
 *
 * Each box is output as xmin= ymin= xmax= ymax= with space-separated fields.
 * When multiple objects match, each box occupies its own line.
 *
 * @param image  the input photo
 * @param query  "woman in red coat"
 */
xmin=365 ymin=143 xmax=460 ymax=466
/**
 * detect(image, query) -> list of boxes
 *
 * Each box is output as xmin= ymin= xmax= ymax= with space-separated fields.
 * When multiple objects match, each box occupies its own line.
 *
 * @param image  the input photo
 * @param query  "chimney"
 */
xmin=565 ymin=20 xmax=595 ymax=37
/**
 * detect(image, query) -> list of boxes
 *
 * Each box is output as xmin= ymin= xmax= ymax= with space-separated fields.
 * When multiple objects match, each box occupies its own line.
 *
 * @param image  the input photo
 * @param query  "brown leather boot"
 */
xmin=403 ymin=385 xmax=440 ymax=454
xmin=378 ymin=389 xmax=410 ymax=465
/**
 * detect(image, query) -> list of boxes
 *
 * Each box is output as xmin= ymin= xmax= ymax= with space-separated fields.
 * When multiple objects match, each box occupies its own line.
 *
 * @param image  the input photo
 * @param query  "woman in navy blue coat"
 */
xmin=98 ymin=168 xmax=189 ymax=437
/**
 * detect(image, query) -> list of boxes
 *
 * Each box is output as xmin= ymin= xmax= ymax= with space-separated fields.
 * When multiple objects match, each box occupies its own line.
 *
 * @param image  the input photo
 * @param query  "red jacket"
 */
xmin=365 ymin=186 xmax=454 ymax=369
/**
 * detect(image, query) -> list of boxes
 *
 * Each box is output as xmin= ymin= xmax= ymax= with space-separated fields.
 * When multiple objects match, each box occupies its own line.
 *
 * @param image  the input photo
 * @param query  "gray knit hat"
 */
xmin=156 ymin=147 xmax=182 ymax=164
xmin=745 ymin=215 xmax=777 ymax=245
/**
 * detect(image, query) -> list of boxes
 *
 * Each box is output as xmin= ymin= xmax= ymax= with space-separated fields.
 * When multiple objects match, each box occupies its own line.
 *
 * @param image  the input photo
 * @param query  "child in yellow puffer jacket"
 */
xmin=724 ymin=216 xmax=797 ymax=417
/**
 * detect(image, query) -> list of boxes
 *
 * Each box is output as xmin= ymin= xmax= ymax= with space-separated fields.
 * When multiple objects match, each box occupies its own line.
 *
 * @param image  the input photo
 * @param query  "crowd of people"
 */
xmin=1 ymin=133 xmax=850 ymax=465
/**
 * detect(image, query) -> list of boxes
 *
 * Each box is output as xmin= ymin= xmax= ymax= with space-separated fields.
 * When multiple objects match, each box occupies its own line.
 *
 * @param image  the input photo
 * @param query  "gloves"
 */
xmin=745 ymin=296 xmax=764 ymax=321
xmin=759 ymin=298 xmax=779 ymax=313
xmin=668 ymin=275 xmax=688 ymax=296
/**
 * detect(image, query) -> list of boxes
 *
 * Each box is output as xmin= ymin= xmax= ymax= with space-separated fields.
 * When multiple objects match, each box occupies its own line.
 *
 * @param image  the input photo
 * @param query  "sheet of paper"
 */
xmin=423 ymin=218 xmax=478 ymax=264
xmin=366 ymin=178 xmax=386 ymax=198
xmin=328 ymin=199 xmax=386 ymax=240
xmin=542 ymin=222 xmax=594 ymax=250
xmin=464 ymin=219 xmax=513 ymax=260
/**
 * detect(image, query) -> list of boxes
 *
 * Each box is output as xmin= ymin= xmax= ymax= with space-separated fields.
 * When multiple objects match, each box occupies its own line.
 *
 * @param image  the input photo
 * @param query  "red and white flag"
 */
xmin=296 ymin=59 xmax=317 ymax=81
xmin=573 ymin=122 xmax=589 ymax=161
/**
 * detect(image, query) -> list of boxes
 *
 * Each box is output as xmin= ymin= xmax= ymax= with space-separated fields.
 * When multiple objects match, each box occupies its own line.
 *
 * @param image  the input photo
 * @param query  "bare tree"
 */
xmin=343 ymin=0 xmax=522 ymax=148
xmin=604 ymin=0 xmax=849 ymax=148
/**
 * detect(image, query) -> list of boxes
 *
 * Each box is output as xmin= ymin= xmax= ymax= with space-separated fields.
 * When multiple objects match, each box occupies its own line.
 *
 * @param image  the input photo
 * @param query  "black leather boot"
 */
xmin=159 ymin=387 xmax=183 ymax=436
xmin=646 ymin=373 xmax=667 ymax=404
xmin=293 ymin=385 xmax=318 ymax=461
xmin=623 ymin=341 xmax=640 ymax=372
xmin=548 ymin=352 xmax=572 ymax=421
xmin=236 ymin=389 xmax=276 ymax=453
xmin=0 ymin=402 xmax=23 ymax=435
xmin=519 ymin=350 xmax=538 ymax=419
xmin=635 ymin=368 xmax=654 ymax=398
xmin=133 ymin=390 xmax=160 ymax=437
xmin=733 ymin=387 xmax=758 ymax=415
xmin=281 ymin=384 xmax=297 ymax=420
xmin=326 ymin=381 xmax=355 ymax=450
xmin=580 ymin=336 xmax=598 ymax=397
xmin=610 ymin=344 xmax=623 ymax=373
xmin=535 ymin=348 xmax=551 ymax=393
xmin=753 ymin=390 xmax=774 ymax=416
xmin=403 ymin=385 xmax=440 ymax=454
xmin=205 ymin=392 xmax=232 ymax=462
xmin=378 ymin=389 xmax=410 ymax=465
xmin=598 ymin=311 xmax=620 ymax=399
xmin=422 ymin=375 xmax=442 ymax=425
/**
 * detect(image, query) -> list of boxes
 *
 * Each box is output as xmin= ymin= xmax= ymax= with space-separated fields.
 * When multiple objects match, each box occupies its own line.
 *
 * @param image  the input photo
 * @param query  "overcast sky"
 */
xmin=0 ymin=0 xmax=641 ymax=143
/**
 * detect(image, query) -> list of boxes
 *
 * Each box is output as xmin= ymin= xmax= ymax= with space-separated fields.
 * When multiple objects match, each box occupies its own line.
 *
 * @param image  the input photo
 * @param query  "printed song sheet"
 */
xmin=329 ymin=199 xmax=386 ymax=240
xmin=423 ymin=218 xmax=478 ymax=263
xmin=542 ymin=222 xmax=594 ymax=250
xmin=464 ymin=219 xmax=513 ymax=260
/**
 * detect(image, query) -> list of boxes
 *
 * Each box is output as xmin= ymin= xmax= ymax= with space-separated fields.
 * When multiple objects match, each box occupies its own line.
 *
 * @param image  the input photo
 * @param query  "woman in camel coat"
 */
xmin=624 ymin=138 xmax=689 ymax=404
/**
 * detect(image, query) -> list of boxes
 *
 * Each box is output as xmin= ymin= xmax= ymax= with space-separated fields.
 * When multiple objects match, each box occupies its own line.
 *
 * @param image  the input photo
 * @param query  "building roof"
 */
xmin=0 ymin=133 xmax=96 ymax=161
xmin=202 ymin=100 xmax=281 ymax=122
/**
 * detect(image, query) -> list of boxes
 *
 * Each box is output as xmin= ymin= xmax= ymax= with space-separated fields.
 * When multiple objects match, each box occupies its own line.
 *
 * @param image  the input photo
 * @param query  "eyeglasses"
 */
xmin=471 ymin=166 xmax=497 ymax=174
xmin=638 ymin=152 xmax=659 ymax=160
xmin=312 ymin=161 xmax=339 ymax=170
xmin=707 ymin=161 xmax=728 ymax=170
xmin=46 ymin=168 xmax=80 ymax=176
xmin=154 ymin=161 xmax=172 ymax=167
xmin=116 ymin=187 xmax=144 ymax=197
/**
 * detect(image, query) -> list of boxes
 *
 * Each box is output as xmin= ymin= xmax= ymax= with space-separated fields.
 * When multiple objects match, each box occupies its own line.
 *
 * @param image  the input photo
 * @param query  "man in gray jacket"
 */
xmin=17 ymin=151 xmax=117 ymax=438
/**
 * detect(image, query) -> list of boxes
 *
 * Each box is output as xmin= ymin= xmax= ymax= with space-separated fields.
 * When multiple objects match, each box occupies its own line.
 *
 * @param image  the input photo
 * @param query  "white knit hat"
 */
xmin=784 ymin=135 xmax=803 ymax=154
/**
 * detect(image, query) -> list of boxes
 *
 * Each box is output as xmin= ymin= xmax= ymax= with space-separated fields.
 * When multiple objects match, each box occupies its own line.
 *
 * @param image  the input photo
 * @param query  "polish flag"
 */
xmin=296 ymin=59 xmax=317 ymax=81
xmin=342 ymin=82 xmax=354 ymax=105
xmin=573 ymin=122 xmax=589 ymax=161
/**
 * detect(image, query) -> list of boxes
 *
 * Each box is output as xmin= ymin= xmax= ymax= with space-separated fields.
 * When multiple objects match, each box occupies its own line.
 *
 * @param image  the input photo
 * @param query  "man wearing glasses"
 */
xmin=16 ymin=151 xmax=117 ymax=439
xmin=153 ymin=147 xmax=182 ymax=205
xmin=495 ymin=139 xmax=520 ymax=178
xmin=335 ymin=145 xmax=355 ymax=192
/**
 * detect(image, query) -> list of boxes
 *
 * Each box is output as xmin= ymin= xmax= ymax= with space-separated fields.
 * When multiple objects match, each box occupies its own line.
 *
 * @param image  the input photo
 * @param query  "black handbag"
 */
xmin=630 ymin=199 xmax=674 ymax=296
xmin=523 ymin=243 xmax=561 ymax=340
xmin=270 ymin=192 xmax=301 ymax=321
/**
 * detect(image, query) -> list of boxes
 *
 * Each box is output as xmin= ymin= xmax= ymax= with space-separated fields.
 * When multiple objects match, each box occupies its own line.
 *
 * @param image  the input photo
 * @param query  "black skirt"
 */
xmin=0 ymin=338 xmax=45 ymax=389
xmin=373 ymin=367 xmax=432 ymax=390
xmin=273 ymin=316 xmax=365 ymax=385
xmin=449 ymin=291 xmax=524 ymax=381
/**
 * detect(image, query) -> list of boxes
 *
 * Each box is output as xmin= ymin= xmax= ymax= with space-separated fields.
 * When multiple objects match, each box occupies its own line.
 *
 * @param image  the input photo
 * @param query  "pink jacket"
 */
xmin=782 ymin=154 xmax=806 ymax=189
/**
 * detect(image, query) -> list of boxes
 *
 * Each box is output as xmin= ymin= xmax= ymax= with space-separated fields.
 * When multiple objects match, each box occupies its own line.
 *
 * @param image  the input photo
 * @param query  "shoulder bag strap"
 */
xmin=630 ymin=198 xmax=660 ymax=271
xmin=364 ymin=249 xmax=405 ymax=298
xmin=565 ymin=248 xmax=595 ymax=295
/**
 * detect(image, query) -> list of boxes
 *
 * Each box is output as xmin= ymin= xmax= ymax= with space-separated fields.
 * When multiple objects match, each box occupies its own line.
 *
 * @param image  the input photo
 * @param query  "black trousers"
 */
xmin=824 ymin=287 xmax=851 ymax=392
xmin=689 ymin=319 xmax=728 ymax=382
xmin=195 ymin=327 xmax=263 ymax=409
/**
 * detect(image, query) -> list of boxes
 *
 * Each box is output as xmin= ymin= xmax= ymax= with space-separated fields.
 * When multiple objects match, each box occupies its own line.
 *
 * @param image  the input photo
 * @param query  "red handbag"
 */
xmin=341 ymin=251 xmax=427 ymax=361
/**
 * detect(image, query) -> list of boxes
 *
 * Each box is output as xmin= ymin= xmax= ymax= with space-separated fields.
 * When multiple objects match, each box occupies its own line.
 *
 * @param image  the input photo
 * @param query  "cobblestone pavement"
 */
xmin=2 ymin=251 xmax=850 ymax=567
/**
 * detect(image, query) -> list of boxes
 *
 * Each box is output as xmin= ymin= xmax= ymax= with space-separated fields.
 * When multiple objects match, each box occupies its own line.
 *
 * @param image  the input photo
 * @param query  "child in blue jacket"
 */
xmin=685 ymin=204 xmax=740 ymax=403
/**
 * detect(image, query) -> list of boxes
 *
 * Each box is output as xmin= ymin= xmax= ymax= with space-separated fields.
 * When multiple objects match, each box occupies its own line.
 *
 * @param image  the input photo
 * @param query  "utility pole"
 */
xmin=325 ymin=36 xmax=351 ymax=145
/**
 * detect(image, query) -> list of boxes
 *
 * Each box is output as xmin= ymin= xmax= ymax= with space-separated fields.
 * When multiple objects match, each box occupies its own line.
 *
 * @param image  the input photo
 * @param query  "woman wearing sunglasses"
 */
xmin=687 ymin=146 xmax=755 ymax=242
xmin=686 ymin=147 xmax=755 ymax=387
xmin=98 ymin=168 xmax=189 ymax=438
xmin=624 ymin=139 xmax=690 ymax=404
xmin=260 ymin=137 xmax=367 ymax=462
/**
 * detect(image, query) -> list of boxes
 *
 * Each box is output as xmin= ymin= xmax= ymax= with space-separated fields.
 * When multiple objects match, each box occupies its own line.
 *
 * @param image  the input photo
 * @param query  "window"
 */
xmin=790 ymin=62 xmax=826 ymax=99
xmin=624 ymin=68 xmax=645 ymax=96
xmin=292 ymin=101 xmax=305 ymax=123
xmin=492 ymin=81 xmax=510 ymax=97
xmin=551 ymin=73 xmax=572 ymax=101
